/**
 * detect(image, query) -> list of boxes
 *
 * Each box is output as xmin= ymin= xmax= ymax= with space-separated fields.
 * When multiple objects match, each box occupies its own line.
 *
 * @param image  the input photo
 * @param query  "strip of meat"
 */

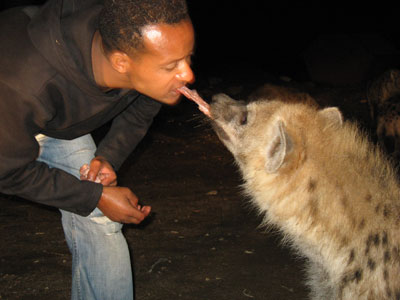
xmin=177 ymin=86 xmax=211 ymax=117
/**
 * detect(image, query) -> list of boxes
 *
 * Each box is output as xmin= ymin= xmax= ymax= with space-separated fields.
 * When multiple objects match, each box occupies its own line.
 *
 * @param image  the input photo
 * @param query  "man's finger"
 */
xmin=121 ymin=206 xmax=151 ymax=224
xmin=99 ymin=173 xmax=117 ymax=186
xmin=88 ymin=159 xmax=101 ymax=181
xmin=140 ymin=205 xmax=151 ymax=216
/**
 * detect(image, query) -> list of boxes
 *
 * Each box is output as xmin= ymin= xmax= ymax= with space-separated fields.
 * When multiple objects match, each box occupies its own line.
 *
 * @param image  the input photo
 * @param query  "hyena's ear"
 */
xmin=318 ymin=107 xmax=343 ymax=129
xmin=265 ymin=119 xmax=292 ymax=173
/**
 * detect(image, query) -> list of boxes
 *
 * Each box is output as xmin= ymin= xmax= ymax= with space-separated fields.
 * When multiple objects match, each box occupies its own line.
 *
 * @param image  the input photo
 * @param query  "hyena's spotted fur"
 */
xmin=210 ymin=93 xmax=400 ymax=300
xmin=367 ymin=69 xmax=400 ymax=159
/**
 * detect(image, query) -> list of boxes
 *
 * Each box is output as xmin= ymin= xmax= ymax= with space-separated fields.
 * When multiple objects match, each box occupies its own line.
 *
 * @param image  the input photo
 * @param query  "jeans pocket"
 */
xmin=88 ymin=208 xmax=123 ymax=235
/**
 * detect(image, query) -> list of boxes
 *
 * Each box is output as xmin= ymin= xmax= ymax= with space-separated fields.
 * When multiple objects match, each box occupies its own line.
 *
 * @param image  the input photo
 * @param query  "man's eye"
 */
xmin=164 ymin=65 xmax=176 ymax=72
xmin=163 ymin=61 xmax=179 ymax=71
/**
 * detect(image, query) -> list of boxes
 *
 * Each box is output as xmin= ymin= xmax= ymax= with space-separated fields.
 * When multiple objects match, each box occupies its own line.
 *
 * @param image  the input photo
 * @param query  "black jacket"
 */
xmin=0 ymin=0 xmax=162 ymax=216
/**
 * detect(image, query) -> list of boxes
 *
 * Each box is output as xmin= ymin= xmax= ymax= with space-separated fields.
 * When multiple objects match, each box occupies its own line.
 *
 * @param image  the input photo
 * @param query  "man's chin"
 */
xmin=158 ymin=94 xmax=183 ymax=106
xmin=141 ymin=91 xmax=182 ymax=106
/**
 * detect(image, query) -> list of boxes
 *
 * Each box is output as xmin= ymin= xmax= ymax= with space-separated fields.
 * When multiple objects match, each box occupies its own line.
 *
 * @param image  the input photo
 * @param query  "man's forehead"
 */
xmin=141 ymin=22 xmax=193 ymax=45
xmin=141 ymin=25 xmax=163 ymax=45
xmin=139 ymin=22 xmax=194 ymax=61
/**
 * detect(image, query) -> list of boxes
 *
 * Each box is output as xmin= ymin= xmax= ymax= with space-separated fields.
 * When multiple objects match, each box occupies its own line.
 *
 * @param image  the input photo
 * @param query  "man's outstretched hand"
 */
xmin=98 ymin=186 xmax=151 ymax=224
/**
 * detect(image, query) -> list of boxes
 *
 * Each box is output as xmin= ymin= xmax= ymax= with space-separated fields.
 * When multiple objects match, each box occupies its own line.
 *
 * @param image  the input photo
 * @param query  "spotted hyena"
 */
xmin=367 ymin=69 xmax=400 ymax=159
xmin=210 ymin=93 xmax=400 ymax=300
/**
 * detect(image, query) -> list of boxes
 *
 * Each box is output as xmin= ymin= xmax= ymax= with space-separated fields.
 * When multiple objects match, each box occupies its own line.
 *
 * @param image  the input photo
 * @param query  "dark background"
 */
xmin=188 ymin=2 xmax=400 ymax=72
xmin=1 ymin=1 xmax=400 ymax=299
xmin=2 ymin=0 xmax=399 ymax=81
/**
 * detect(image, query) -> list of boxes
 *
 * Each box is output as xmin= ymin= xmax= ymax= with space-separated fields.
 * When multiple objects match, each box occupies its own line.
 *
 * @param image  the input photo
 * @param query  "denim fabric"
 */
xmin=36 ymin=134 xmax=134 ymax=300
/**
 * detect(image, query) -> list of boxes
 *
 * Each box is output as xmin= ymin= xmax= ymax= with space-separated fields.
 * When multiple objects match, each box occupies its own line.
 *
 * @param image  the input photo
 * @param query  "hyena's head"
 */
xmin=210 ymin=93 xmax=343 ymax=177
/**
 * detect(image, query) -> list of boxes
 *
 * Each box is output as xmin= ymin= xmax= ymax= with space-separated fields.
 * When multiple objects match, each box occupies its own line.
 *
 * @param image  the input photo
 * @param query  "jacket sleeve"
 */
xmin=0 ymin=84 xmax=102 ymax=216
xmin=95 ymin=94 xmax=162 ymax=170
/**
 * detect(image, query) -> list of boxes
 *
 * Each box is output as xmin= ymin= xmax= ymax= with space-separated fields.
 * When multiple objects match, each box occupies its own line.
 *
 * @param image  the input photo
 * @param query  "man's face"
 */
xmin=126 ymin=20 xmax=195 ymax=105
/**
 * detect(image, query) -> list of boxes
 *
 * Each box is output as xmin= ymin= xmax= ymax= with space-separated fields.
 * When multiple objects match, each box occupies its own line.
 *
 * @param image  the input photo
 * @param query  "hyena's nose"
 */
xmin=211 ymin=93 xmax=237 ymax=116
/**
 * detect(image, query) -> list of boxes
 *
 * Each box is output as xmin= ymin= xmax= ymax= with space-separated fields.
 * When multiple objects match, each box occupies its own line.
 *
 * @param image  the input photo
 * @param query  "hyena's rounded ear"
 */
xmin=318 ymin=107 xmax=343 ymax=129
xmin=265 ymin=119 xmax=292 ymax=173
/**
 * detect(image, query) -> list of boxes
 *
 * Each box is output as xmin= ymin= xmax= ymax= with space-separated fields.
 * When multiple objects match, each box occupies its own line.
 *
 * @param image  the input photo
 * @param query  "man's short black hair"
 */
xmin=99 ymin=0 xmax=190 ymax=55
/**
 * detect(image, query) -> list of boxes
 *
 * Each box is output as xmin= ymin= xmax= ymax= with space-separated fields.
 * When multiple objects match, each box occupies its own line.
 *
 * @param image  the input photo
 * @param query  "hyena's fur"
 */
xmin=248 ymin=83 xmax=318 ymax=107
xmin=367 ymin=69 xmax=400 ymax=159
xmin=210 ymin=94 xmax=400 ymax=300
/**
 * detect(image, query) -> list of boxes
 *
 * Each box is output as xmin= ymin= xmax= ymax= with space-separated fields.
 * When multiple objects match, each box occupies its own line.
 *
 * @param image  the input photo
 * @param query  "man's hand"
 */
xmin=98 ymin=186 xmax=151 ymax=224
xmin=80 ymin=156 xmax=117 ymax=186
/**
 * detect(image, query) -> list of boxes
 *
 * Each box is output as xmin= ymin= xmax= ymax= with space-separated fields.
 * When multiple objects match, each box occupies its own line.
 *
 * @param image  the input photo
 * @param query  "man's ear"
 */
xmin=109 ymin=51 xmax=130 ymax=74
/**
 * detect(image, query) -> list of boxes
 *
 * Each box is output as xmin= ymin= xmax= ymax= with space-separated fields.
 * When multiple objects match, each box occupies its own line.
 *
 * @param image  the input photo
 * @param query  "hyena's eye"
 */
xmin=239 ymin=111 xmax=248 ymax=125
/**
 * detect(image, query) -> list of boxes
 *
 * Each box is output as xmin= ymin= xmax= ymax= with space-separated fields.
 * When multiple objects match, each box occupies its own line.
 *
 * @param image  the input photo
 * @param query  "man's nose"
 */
xmin=176 ymin=62 xmax=195 ymax=84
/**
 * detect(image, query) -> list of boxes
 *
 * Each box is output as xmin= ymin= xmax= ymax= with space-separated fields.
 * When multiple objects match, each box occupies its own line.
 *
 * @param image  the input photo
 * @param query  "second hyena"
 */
xmin=210 ymin=93 xmax=400 ymax=299
xmin=367 ymin=69 xmax=400 ymax=159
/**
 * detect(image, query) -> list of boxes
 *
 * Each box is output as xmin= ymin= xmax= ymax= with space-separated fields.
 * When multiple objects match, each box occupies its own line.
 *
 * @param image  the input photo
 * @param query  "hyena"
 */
xmin=210 ymin=93 xmax=400 ymax=300
xmin=367 ymin=69 xmax=400 ymax=159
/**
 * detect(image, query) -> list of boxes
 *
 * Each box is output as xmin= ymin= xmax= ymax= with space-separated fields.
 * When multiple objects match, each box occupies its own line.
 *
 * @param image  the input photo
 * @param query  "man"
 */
xmin=0 ymin=0 xmax=195 ymax=299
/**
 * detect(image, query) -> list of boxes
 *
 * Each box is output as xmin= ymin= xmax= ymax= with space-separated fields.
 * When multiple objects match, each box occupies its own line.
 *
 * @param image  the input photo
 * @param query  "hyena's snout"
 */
xmin=210 ymin=93 xmax=248 ymax=147
xmin=211 ymin=94 xmax=248 ymax=123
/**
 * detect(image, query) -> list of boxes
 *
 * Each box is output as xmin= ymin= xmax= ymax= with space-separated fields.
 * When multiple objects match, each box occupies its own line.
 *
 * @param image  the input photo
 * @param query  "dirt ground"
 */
xmin=0 ymin=60 xmax=378 ymax=300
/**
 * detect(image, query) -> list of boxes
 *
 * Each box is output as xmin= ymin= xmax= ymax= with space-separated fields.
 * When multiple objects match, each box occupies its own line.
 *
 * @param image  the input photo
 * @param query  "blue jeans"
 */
xmin=36 ymin=134 xmax=134 ymax=300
